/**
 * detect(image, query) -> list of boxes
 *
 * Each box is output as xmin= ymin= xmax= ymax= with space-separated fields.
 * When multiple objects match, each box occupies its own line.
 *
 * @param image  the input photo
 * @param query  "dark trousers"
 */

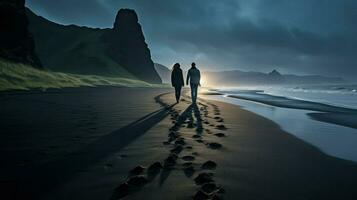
xmin=174 ymin=86 xmax=182 ymax=102
xmin=190 ymin=83 xmax=199 ymax=103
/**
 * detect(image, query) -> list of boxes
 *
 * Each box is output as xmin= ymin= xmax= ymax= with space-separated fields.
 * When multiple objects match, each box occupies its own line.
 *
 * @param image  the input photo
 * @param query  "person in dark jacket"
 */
xmin=186 ymin=62 xmax=201 ymax=104
xmin=171 ymin=63 xmax=184 ymax=103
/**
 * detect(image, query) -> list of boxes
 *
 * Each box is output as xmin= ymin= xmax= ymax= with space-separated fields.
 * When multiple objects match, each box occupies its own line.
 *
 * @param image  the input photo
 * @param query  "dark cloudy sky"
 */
xmin=26 ymin=0 xmax=357 ymax=80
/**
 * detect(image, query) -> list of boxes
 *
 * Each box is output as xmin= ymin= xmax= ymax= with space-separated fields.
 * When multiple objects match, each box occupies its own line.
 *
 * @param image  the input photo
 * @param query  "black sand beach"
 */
xmin=1 ymin=87 xmax=357 ymax=200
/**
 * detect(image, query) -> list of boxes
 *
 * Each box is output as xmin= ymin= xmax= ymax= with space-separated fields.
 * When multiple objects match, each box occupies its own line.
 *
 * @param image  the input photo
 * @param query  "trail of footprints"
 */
xmin=111 ymin=94 xmax=228 ymax=200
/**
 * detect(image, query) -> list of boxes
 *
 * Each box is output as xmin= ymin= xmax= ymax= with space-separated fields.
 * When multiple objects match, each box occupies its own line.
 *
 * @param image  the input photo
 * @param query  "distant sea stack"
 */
xmin=268 ymin=69 xmax=285 ymax=83
xmin=104 ymin=9 xmax=162 ymax=83
xmin=0 ymin=0 xmax=42 ymax=68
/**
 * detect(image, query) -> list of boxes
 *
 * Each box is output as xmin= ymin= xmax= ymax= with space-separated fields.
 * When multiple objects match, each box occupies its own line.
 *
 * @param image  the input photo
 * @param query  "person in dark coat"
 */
xmin=186 ymin=62 xmax=201 ymax=104
xmin=171 ymin=63 xmax=184 ymax=103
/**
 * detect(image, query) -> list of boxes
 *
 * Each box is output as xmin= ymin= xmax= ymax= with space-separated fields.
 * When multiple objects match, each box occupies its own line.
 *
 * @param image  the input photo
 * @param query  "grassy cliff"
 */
xmin=26 ymin=9 xmax=135 ymax=78
xmin=0 ymin=59 xmax=157 ymax=91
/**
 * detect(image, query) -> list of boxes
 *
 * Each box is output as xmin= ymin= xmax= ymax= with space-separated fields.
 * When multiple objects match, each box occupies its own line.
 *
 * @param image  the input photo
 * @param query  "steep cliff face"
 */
xmin=103 ymin=9 xmax=161 ymax=83
xmin=0 ymin=0 xmax=42 ymax=68
xmin=154 ymin=63 xmax=171 ymax=84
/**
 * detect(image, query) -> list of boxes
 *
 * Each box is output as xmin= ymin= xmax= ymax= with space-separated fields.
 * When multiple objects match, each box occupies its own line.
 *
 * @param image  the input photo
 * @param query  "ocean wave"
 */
xmin=212 ymin=84 xmax=357 ymax=110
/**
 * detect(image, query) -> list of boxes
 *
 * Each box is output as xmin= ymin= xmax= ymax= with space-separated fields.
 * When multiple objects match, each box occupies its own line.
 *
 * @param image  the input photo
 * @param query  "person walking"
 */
xmin=171 ymin=63 xmax=184 ymax=103
xmin=186 ymin=62 xmax=201 ymax=104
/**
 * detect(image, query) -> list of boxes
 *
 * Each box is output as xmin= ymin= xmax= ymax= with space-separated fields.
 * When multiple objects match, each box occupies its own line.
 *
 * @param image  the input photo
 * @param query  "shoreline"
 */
xmin=203 ymin=88 xmax=357 ymax=129
xmin=201 ymin=92 xmax=357 ymax=162
xmin=1 ymin=88 xmax=357 ymax=199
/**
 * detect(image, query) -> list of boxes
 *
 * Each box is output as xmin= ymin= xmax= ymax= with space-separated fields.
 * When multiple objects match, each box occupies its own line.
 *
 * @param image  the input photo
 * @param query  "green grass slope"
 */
xmin=0 ymin=59 xmax=159 ymax=91
xmin=26 ymin=9 xmax=135 ymax=78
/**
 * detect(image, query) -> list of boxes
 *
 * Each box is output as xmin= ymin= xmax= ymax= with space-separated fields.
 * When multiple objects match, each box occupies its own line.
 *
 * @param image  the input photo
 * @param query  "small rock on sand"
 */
xmin=201 ymin=160 xmax=217 ymax=170
xmin=130 ymin=165 xmax=145 ymax=175
xmin=194 ymin=173 xmax=213 ymax=185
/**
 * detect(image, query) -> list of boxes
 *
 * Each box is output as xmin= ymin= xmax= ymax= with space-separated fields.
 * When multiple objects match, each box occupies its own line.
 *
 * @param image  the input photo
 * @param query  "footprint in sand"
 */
xmin=195 ymin=139 xmax=204 ymax=143
xmin=193 ymin=174 xmax=224 ymax=200
xmin=126 ymin=175 xmax=148 ymax=187
xmin=164 ymin=153 xmax=178 ymax=168
xmin=130 ymin=165 xmax=145 ymax=175
xmin=182 ymin=162 xmax=193 ymax=167
xmin=183 ymin=166 xmax=195 ymax=177
xmin=194 ymin=172 xmax=214 ymax=185
xmin=175 ymin=138 xmax=186 ymax=145
xmin=214 ymin=133 xmax=226 ymax=137
xmin=186 ymin=146 xmax=193 ymax=150
xmin=147 ymin=162 xmax=163 ymax=175
xmin=214 ymin=116 xmax=224 ymax=122
xmin=216 ymin=124 xmax=227 ymax=130
xmin=201 ymin=182 xmax=218 ymax=194
xmin=207 ymin=142 xmax=223 ymax=149
xmin=170 ymin=145 xmax=183 ymax=154
xmin=182 ymin=155 xmax=195 ymax=161
xmin=192 ymin=134 xmax=201 ymax=139
xmin=201 ymin=160 xmax=217 ymax=170
xmin=112 ymin=176 xmax=148 ymax=199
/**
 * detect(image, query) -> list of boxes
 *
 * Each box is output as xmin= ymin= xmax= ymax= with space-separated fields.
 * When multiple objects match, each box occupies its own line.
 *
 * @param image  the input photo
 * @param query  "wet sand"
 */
xmin=227 ymin=91 xmax=357 ymax=129
xmin=1 ymin=87 xmax=357 ymax=199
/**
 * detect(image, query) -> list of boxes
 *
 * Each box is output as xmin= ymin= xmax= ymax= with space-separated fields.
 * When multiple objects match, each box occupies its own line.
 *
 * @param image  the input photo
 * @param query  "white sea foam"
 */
xmin=202 ymin=84 xmax=357 ymax=162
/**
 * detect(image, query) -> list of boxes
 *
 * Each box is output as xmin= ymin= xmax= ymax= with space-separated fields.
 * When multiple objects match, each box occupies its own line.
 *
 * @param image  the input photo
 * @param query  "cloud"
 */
xmin=26 ymin=0 xmax=357 ymax=80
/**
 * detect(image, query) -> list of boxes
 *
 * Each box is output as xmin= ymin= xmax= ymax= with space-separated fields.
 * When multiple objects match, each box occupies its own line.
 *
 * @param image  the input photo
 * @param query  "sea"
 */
xmin=201 ymin=84 xmax=357 ymax=162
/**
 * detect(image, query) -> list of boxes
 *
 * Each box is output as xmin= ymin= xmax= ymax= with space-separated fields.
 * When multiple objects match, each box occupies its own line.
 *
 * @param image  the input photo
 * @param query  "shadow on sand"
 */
xmin=158 ymin=103 xmax=202 ymax=186
xmin=16 ymin=101 xmax=176 ymax=200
